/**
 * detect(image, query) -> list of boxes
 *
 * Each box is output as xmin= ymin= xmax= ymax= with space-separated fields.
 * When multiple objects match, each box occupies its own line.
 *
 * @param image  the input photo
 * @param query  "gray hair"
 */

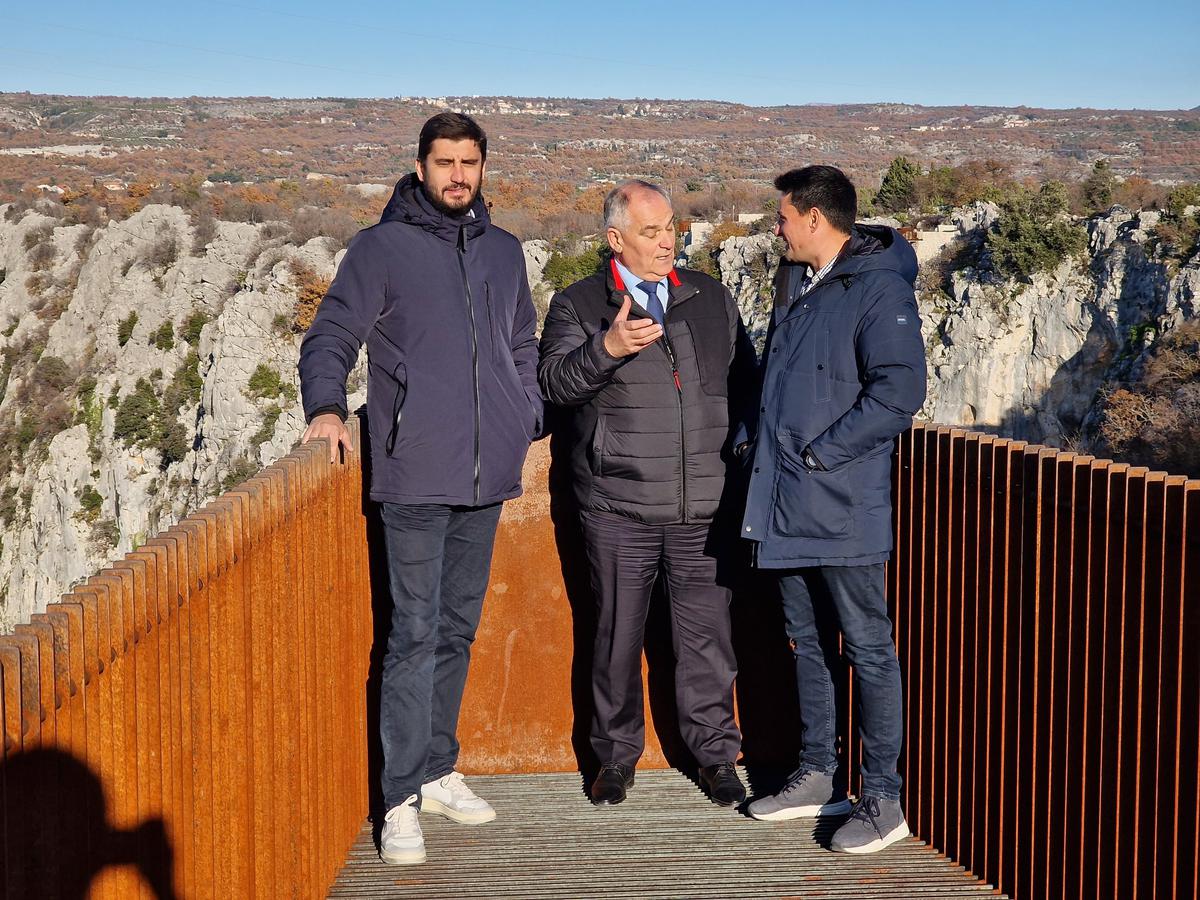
xmin=603 ymin=179 xmax=672 ymax=231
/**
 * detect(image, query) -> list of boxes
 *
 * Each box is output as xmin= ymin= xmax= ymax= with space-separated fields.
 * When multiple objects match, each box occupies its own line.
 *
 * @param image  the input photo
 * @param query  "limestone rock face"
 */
xmin=0 ymin=205 xmax=347 ymax=630
xmin=921 ymin=260 xmax=1108 ymax=443
xmin=923 ymin=208 xmax=1196 ymax=446
xmin=952 ymin=201 xmax=1000 ymax=236
xmin=713 ymin=206 xmax=1198 ymax=454
xmin=716 ymin=231 xmax=778 ymax=351
xmin=522 ymin=239 xmax=553 ymax=328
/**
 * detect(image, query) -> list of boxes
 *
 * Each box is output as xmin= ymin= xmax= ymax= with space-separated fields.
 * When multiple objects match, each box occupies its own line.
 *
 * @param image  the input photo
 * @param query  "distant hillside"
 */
xmin=2 ymin=93 xmax=1198 ymax=205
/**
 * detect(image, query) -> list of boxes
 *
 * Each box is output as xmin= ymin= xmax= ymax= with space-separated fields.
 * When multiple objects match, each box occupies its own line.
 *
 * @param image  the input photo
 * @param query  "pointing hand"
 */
xmin=603 ymin=294 xmax=663 ymax=359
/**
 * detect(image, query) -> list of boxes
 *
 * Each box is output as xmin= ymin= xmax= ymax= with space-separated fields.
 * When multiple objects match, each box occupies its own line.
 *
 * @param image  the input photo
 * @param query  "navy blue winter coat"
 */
xmin=741 ymin=225 xmax=927 ymax=567
xmin=299 ymin=173 xmax=542 ymax=507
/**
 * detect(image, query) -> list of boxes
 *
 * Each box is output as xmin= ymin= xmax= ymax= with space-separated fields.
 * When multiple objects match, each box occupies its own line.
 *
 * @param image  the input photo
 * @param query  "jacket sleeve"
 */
xmin=806 ymin=276 xmax=927 ymax=470
xmin=298 ymin=230 xmax=386 ymax=423
xmin=510 ymin=257 xmax=545 ymax=437
xmin=537 ymin=292 xmax=628 ymax=407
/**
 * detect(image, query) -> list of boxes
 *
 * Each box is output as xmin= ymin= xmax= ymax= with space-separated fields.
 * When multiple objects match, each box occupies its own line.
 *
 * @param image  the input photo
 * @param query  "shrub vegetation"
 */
xmin=543 ymin=240 xmax=606 ymax=291
xmin=117 ymin=311 xmax=138 ymax=347
xmin=986 ymin=182 xmax=1088 ymax=282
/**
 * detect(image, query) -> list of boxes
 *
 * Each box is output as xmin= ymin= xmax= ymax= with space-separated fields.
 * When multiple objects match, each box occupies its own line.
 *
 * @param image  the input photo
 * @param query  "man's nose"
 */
xmin=451 ymin=163 xmax=466 ymax=182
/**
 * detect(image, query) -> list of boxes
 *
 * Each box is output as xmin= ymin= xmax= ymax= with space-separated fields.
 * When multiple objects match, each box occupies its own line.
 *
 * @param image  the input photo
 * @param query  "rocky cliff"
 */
xmin=0 ymin=202 xmax=1195 ymax=629
xmin=714 ymin=204 xmax=1199 ymax=452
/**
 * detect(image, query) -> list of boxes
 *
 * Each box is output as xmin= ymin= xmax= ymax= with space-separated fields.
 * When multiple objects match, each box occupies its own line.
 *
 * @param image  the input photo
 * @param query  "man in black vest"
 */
xmin=538 ymin=179 xmax=757 ymax=807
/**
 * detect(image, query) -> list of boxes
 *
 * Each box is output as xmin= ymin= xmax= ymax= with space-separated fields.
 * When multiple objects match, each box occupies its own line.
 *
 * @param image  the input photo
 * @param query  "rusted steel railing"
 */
xmin=0 ymin=425 xmax=373 ymax=899
xmin=1 ymin=419 xmax=1196 ymax=898
xmin=876 ymin=423 xmax=1199 ymax=900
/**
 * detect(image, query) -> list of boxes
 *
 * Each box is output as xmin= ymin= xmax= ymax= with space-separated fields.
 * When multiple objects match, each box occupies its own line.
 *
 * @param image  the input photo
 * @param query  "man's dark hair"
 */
xmin=417 ymin=112 xmax=487 ymax=163
xmin=774 ymin=165 xmax=856 ymax=234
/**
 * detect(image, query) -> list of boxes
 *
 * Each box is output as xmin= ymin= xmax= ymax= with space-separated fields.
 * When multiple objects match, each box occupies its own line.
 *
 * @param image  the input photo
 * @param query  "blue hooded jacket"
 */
xmin=299 ymin=173 xmax=543 ymax=507
xmin=741 ymin=225 xmax=927 ymax=567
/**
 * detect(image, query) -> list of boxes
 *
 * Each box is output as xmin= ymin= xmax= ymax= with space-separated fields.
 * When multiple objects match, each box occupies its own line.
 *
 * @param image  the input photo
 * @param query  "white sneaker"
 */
xmin=380 ymin=796 xmax=425 ymax=865
xmin=420 ymin=771 xmax=496 ymax=824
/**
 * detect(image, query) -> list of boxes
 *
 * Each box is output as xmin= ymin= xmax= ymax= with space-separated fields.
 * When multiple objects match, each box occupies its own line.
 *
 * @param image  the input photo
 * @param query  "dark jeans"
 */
xmin=581 ymin=510 xmax=740 ymax=769
xmin=777 ymin=563 xmax=903 ymax=801
xmin=378 ymin=502 xmax=502 ymax=810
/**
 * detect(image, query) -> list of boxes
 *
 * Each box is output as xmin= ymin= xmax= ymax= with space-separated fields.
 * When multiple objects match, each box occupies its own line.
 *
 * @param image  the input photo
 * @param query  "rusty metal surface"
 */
xmin=327 ymin=769 xmax=1005 ymax=898
xmin=456 ymin=439 xmax=672 ymax=774
xmin=0 ymin=422 xmax=373 ymax=899
xmin=886 ymin=424 xmax=1200 ymax=900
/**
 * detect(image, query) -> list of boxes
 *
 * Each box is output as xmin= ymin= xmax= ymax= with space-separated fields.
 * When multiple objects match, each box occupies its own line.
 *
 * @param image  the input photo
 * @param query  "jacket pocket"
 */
xmin=590 ymin=414 xmax=608 ymax=476
xmin=485 ymin=282 xmax=510 ymax=368
xmin=771 ymin=429 xmax=852 ymax=540
xmin=384 ymin=361 xmax=408 ymax=456
xmin=684 ymin=316 xmax=730 ymax=398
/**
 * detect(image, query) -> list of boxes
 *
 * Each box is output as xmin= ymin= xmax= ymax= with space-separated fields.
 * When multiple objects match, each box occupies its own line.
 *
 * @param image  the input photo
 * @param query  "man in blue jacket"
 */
xmin=298 ymin=113 xmax=542 ymax=866
xmin=741 ymin=166 xmax=926 ymax=853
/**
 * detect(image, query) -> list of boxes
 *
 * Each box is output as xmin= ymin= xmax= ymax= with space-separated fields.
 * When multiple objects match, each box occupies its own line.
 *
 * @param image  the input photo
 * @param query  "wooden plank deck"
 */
xmin=328 ymin=770 xmax=1005 ymax=898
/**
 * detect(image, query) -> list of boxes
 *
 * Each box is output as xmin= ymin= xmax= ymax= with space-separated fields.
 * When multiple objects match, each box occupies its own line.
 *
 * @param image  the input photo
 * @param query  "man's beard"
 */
xmin=423 ymin=181 xmax=480 ymax=217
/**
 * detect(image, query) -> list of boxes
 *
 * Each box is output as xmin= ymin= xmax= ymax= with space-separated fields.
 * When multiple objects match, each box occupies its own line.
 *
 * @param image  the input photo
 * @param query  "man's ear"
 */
xmin=606 ymin=227 xmax=623 ymax=254
xmin=415 ymin=158 xmax=425 ymax=182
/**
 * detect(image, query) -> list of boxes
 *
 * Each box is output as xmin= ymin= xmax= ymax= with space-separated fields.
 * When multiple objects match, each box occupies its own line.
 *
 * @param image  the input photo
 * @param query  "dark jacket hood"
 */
xmin=379 ymin=172 xmax=489 ymax=243
xmin=837 ymin=224 xmax=918 ymax=286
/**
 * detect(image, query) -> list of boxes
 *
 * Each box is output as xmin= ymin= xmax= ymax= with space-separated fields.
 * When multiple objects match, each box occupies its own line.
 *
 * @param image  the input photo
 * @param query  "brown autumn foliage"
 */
xmin=1093 ymin=320 xmax=1200 ymax=477
xmin=290 ymin=262 xmax=331 ymax=334
xmin=3 ymin=93 xmax=1197 ymax=247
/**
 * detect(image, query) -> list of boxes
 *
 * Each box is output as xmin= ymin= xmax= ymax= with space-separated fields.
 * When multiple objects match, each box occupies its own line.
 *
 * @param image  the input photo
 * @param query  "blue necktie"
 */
xmin=639 ymin=280 xmax=665 ymax=324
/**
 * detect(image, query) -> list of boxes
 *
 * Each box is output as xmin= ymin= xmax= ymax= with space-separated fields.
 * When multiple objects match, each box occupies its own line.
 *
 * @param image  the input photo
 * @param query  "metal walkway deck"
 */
xmin=328 ymin=771 xmax=1005 ymax=899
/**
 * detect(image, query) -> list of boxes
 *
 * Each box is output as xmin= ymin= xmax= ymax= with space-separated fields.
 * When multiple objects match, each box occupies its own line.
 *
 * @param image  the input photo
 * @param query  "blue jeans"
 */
xmin=777 ymin=563 xmax=903 ymax=801
xmin=378 ymin=502 xmax=502 ymax=810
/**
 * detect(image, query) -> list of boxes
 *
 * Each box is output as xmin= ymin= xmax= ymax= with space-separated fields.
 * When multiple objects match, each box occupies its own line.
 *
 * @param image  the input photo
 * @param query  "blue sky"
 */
xmin=2 ymin=0 xmax=1197 ymax=109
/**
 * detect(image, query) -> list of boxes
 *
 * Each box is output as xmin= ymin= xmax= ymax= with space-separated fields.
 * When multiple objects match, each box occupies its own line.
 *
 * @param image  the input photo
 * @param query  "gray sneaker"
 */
xmin=830 ymin=796 xmax=910 ymax=853
xmin=747 ymin=770 xmax=852 ymax=821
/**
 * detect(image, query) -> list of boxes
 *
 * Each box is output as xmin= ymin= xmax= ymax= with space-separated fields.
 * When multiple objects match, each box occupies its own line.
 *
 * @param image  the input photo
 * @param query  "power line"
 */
xmin=0 ymin=46 xmax=252 ymax=93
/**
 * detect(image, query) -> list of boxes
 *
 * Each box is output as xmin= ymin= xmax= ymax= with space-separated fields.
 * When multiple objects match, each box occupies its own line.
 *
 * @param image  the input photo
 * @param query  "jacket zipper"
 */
xmin=457 ymin=227 xmax=481 ymax=506
xmin=660 ymin=322 xmax=686 ymax=523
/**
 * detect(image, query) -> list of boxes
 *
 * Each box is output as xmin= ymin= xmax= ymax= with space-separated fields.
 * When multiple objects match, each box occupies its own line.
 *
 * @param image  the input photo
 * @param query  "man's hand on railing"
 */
xmin=302 ymin=412 xmax=353 ymax=464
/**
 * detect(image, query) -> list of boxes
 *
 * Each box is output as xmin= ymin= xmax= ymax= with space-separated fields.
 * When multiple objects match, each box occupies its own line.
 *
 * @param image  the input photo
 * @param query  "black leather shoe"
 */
xmin=591 ymin=762 xmax=635 ymax=805
xmin=699 ymin=763 xmax=746 ymax=807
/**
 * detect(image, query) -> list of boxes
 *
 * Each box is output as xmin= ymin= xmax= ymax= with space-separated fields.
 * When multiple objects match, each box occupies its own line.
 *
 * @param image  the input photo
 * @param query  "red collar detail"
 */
xmin=610 ymin=257 xmax=625 ymax=291
xmin=610 ymin=257 xmax=681 ymax=292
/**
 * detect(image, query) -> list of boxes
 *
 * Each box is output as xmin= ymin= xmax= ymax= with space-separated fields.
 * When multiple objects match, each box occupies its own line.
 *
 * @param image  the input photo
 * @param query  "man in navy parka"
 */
xmin=740 ymin=166 xmax=926 ymax=854
xmin=298 ymin=113 xmax=542 ymax=866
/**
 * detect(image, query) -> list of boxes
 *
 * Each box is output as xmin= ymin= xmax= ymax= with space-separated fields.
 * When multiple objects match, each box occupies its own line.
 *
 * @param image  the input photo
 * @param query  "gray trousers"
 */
xmin=581 ymin=510 xmax=741 ymax=768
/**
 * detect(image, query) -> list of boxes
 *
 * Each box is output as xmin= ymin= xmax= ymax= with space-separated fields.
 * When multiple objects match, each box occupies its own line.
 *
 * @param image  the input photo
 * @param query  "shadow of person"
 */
xmin=0 ymin=747 xmax=176 ymax=899
xmin=353 ymin=410 xmax=404 ymax=845
xmin=732 ymin=569 xmax=853 ymax=806
xmin=546 ymin=416 xmax=602 ymax=790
